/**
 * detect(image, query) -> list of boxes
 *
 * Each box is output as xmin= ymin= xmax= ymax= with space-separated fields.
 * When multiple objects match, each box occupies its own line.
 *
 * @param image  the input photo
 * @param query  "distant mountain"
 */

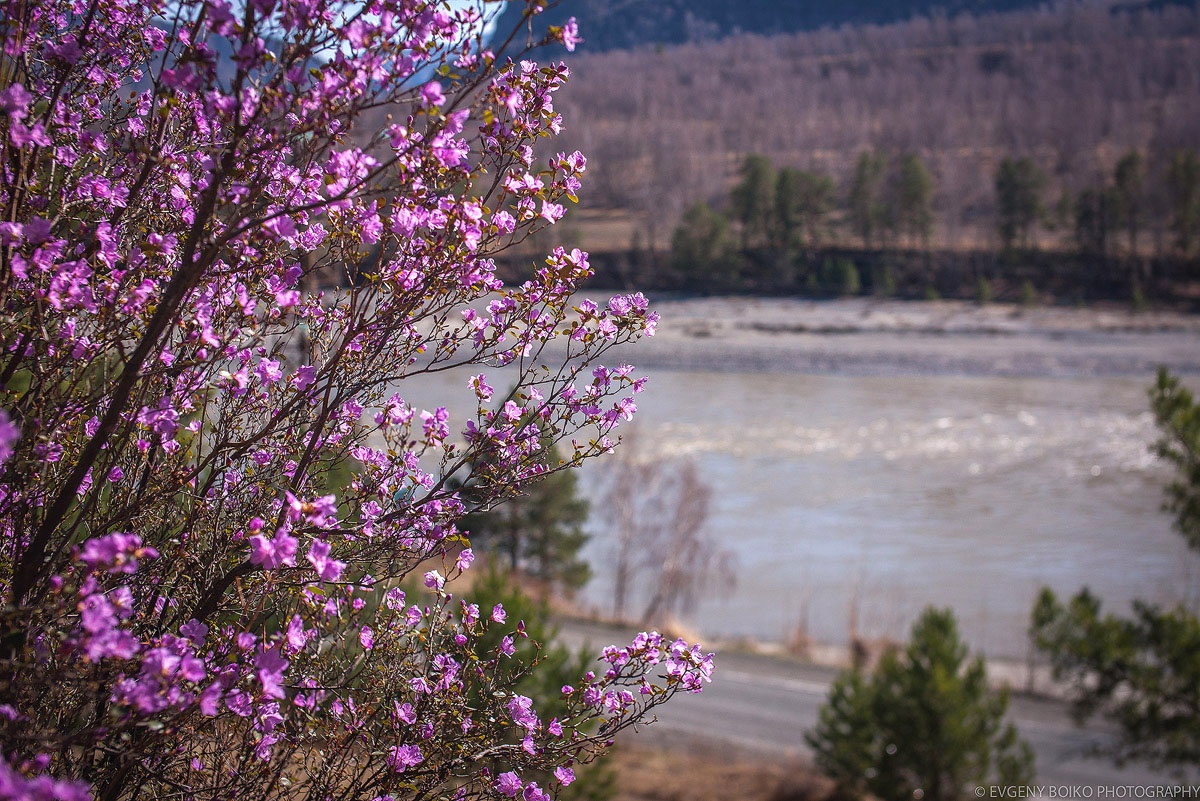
xmin=493 ymin=0 xmax=1041 ymax=53
xmin=492 ymin=0 xmax=1196 ymax=54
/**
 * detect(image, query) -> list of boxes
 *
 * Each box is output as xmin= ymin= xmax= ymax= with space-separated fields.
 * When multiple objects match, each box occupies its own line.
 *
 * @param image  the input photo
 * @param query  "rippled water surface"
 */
xmin=401 ymin=366 xmax=1199 ymax=659
xmin=571 ymin=370 xmax=1198 ymax=658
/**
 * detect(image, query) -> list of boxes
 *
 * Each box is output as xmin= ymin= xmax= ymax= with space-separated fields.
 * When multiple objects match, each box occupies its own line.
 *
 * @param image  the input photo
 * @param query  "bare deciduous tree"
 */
xmin=597 ymin=432 xmax=736 ymax=625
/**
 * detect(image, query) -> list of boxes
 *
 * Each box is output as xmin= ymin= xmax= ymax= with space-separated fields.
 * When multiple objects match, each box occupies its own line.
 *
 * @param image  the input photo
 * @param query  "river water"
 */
xmin=571 ymin=368 xmax=1198 ymax=659
xmin=396 ymin=299 xmax=1200 ymax=660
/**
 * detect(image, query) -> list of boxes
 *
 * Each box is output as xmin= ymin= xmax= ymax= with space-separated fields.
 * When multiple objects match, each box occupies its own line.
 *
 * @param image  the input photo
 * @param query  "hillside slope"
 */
xmin=493 ymin=0 xmax=1189 ymax=53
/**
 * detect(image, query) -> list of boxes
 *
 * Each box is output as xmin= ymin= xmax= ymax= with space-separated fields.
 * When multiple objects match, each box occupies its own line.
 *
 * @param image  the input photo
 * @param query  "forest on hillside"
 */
xmin=544 ymin=2 xmax=1200 ymax=277
xmin=492 ymin=0 xmax=1061 ymax=53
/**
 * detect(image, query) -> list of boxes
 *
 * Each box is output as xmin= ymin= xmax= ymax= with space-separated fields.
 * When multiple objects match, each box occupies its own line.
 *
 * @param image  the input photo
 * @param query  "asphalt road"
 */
xmin=556 ymin=618 xmax=1196 ymax=790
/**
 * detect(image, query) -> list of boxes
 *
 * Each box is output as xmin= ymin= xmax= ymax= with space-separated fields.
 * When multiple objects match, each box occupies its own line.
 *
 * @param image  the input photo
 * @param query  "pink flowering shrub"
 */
xmin=0 ymin=1 xmax=712 ymax=798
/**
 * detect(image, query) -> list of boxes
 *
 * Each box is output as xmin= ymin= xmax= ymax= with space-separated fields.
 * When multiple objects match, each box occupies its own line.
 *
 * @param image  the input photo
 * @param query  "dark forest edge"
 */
xmin=497 ymin=246 xmax=1200 ymax=309
xmin=491 ymin=148 xmax=1200 ymax=308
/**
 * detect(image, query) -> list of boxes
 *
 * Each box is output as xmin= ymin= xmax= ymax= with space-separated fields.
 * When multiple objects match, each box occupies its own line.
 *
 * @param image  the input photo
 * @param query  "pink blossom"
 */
xmin=249 ymin=529 xmax=298 ymax=569
xmin=306 ymin=539 xmax=345 ymax=582
xmin=420 ymin=81 xmax=445 ymax=108
xmin=455 ymin=548 xmax=474 ymax=572
xmin=0 ymin=410 xmax=17 ymax=465
xmin=80 ymin=532 xmax=158 ymax=573
xmin=523 ymin=782 xmax=551 ymax=801
xmin=395 ymin=702 xmax=416 ymax=725
xmin=254 ymin=648 xmax=289 ymax=699
xmin=387 ymin=744 xmax=423 ymax=772
xmin=507 ymin=695 xmax=537 ymax=731
xmin=560 ymin=17 xmax=582 ymax=52
xmin=495 ymin=772 xmax=523 ymax=798
xmin=292 ymin=365 xmax=317 ymax=391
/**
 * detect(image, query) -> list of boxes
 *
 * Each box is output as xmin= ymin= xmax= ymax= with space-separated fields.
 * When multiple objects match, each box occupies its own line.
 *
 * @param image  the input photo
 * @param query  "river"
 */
xmin=399 ymin=298 xmax=1200 ymax=660
xmin=573 ymin=369 xmax=1196 ymax=659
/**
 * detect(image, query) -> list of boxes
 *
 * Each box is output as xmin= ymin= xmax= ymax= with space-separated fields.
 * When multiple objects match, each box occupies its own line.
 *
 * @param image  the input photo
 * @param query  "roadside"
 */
xmin=552 ymin=615 xmax=1190 ymax=790
xmin=605 ymin=739 xmax=832 ymax=801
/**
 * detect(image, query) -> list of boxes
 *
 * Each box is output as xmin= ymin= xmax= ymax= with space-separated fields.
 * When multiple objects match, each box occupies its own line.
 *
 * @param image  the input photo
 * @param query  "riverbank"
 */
xmin=608 ymin=296 xmax=1200 ymax=378
xmin=554 ymin=612 xmax=1061 ymax=701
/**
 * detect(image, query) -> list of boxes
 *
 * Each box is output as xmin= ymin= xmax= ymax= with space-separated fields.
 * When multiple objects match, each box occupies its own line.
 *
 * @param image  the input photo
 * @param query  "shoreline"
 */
xmin=554 ymin=610 xmax=1067 ymax=701
xmin=608 ymin=296 xmax=1200 ymax=379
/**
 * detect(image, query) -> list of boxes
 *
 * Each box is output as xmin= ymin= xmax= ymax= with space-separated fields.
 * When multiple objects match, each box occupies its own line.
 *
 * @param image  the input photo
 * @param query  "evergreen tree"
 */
xmin=807 ymin=608 xmax=1035 ymax=801
xmin=1074 ymin=186 xmax=1118 ymax=257
xmin=1114 ymin=150 xmax=1145 ymax=257
xmin=892 ymin=153 xmax=935 ymax=249
xmin=995 ymin=157 xmax=1046 ymax=250
xmin=730 ymin=154 xmax=777 ymax=250
xmin=849 ymin=151 xmax=889 ymax=249
xmin=775 ymin=167 xmax=836 ymax=252
xmin=465 ymin=565 xmax=618 ymax=801
xmin=460 ymin=432 xmax=592 ymax=592
xmin=1167 ymin=150 xmax=1200 ymax=257
xmin=1031 ymin=369 xmax=1200 ymax=771
xmin=670 ymin=201 xmax=735 ymax=283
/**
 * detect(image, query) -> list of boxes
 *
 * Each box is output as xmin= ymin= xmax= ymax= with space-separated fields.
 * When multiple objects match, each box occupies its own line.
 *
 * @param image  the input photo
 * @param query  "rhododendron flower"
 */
xmin=420 ymin=81 xmax=445 ymax=108
xmin=387 ymin=744 xmax=423 ymax=771
xmin=455 ymin=548 xmax=474 ymax=571
xmin=306 ymin=539 xmax=345 ymax=582
xmin=506 ymin=695 xmax=537 ymax=731
xmin=0 ymin=1 xmax=708 ymax=796
xmin=561 ymin=17 xmax=582 ymax=52
xmin=255 ymin=648 xmax=289 ymax=700
xmin=249 ymin=529 xmax=298 ymax=569
xmin=495 ymin=772 xmax=523 ymax=798
xmin=0 ymin=411 xmax=17 ymax=465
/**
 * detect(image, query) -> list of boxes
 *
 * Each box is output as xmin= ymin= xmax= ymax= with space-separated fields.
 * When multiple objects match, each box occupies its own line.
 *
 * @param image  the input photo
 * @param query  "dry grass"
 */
xmin=607 ymin=740 xmax=839 ymax=801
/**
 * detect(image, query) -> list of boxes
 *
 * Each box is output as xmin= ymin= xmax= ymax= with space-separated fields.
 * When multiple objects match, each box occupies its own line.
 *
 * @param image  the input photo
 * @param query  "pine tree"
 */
xmin=893 ymin=153 xmax=935 ymax=249
xmin=1031 ymin=369 xmax=1200 ymax=771
xmin=460 ymin=432 xmax=592 ymax=591
xmin=465 ymin=565 xmax=618 ymax=801
xmin=807 ymin=608 xmax=1035 ymax=801
xmin=849 ymin=151 xmax=889 ymax=250
xmin=670 ymin=201 xmax=735 ymax=283
xmin=776 ymin=167 xmax=836 ymax=253
xmin=730 ymin=154 xmax=777 ymax=250
xmin=1114 ymin=151 xmax=1145 ymax=257
xmin=995 ymin=157 xmax=1046 ymax=250
xmin=1167 ymin=150 xmax=1200 ymax=257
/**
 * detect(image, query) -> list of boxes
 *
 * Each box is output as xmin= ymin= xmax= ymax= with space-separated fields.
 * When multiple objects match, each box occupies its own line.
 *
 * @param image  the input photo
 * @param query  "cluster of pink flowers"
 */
xmin=0 ymin=0 xmax=713 ymax=797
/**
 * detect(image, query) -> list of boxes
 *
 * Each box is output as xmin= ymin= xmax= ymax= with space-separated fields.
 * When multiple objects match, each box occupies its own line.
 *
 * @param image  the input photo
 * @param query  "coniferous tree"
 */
xmin=730 ymin=154 xmax=777 ymax=250
xmin=1114 ymin=151 xmax=1145 ymax=257
xmin=465 ymin=565 xmax=618 ymax=801
xmin=1167 ymin=150 xmax=1200 ymax=257
xmin=670 ymin=201 xmax=736 ymax=284
xmin=893 ymin=153 xmax=935 ymax=249
xmin=1031 ymin=369 xmax=1200 ymax=771
xmin=460 ymin=432 xmax=592 ymax=592
xmin=808 ymin=608 xmax=1035 ymax=801
xmin=849 ymin=151 xmax=889 ymax=249
xmin=995 ymin=157 xmax=1046 ymax=250
xmin=775 ymin=167 xmax=836 ymax=253
xmin=1074 ymin=186 xmax=1118 ymax=257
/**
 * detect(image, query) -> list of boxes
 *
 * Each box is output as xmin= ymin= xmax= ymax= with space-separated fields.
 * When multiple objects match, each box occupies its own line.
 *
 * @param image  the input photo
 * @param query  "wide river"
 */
xmin=401 ymin=298 xmax=1200 ymax=660
xmin=573 ymin=369 xmax=1193 ymax=659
